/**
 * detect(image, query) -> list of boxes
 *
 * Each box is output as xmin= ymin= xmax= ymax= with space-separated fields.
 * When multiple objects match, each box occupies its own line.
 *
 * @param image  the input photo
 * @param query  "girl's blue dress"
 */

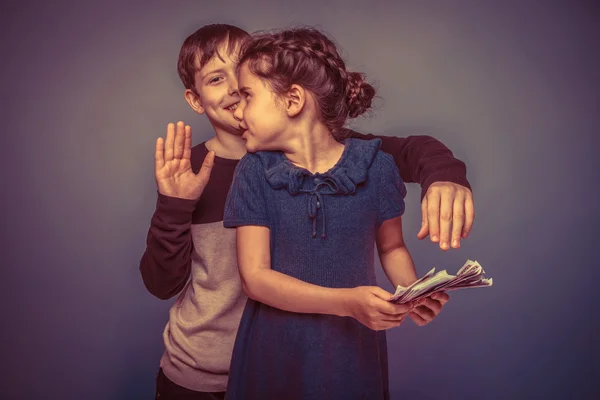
xmin=224 ymin=138 xmax=406 ymax=400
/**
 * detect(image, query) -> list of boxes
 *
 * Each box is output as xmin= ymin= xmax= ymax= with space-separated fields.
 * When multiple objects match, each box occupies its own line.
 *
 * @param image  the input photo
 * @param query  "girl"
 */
xmin=223 ymin=28 xmax=444 ymax=399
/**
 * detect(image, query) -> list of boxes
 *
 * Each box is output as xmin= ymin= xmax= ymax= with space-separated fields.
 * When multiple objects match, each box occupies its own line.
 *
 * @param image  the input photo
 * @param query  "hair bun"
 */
xmin=346 ymin=72 xmax=375 ymax=118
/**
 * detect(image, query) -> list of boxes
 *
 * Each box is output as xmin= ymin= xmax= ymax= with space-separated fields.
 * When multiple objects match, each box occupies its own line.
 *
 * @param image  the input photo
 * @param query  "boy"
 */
xmin=141 ymin=24 xmax=474 ymax=399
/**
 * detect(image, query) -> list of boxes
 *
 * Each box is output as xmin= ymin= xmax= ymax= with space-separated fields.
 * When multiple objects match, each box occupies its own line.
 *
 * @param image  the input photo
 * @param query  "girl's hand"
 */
xmin=155 ymin=121 xmax=215 ymax=200
xmin=409 ymin=292 xmax=450 ymax=326
xmin=343 ymin=286 xmax=414 ymax=331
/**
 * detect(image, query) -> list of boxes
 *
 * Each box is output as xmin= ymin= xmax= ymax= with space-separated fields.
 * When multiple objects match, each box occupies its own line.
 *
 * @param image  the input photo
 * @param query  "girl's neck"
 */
xmin=283 ymin=121 xmax=345 ymax=174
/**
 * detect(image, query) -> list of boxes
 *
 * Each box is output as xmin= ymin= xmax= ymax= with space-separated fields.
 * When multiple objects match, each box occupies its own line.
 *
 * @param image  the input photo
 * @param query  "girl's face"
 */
xmin=234 ymin=62 xmax=290 ymax=153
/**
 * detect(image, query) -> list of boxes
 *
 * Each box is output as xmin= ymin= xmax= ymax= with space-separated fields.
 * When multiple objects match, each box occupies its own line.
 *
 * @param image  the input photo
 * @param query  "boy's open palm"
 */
xmin=155 ymin=121 xmax=215 ymax=200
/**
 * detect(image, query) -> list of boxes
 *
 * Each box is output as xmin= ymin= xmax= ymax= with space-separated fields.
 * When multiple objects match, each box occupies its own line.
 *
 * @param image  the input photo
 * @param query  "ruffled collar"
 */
xmin=255 ymin=138 xmax=382 ymax=195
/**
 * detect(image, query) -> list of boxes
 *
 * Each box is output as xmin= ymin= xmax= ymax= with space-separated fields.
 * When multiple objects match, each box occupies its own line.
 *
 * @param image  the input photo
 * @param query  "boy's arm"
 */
xmin=344 ymin=129 xmax=470 ymax=198
xmin=139 ymin=193 xmax=195 ymax=300
xmin=344 ymin=128 xmax=474 ymax=250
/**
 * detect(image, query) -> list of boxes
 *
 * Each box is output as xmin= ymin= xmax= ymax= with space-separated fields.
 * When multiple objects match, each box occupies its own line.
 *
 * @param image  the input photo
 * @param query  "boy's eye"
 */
xmin=209 ymin=77 xmax=223 ymax=84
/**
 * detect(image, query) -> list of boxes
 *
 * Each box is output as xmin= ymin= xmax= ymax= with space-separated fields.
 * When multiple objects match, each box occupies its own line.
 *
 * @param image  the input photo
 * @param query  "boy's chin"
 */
xmin=225 ymin=122 xmax=244 ymax=136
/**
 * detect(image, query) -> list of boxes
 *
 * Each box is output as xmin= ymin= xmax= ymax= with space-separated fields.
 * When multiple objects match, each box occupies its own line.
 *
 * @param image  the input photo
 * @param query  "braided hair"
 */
xmin=238 ymin=28 xmax=375 ymax=139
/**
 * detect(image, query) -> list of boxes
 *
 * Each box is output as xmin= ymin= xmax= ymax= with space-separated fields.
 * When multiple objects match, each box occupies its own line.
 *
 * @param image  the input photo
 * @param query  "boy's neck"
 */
xmin=206 ymin=129 xmax=247 ymax=160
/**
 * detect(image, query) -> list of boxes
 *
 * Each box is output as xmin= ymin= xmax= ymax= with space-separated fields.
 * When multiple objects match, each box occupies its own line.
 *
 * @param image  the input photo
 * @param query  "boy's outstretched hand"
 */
xmin=408 ymin=292 xmax=449 ymax=326
xmin=417 ymin=182 xmax=474 ymax=251
xmin=155 ymin=121 xmax=215 ymax=200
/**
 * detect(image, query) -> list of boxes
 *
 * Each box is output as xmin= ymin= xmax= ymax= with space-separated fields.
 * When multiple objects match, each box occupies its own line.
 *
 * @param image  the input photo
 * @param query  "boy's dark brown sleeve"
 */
xmin=343 ymin=129 xmax=471 ymax=200
xmin=139 ymin=193 xmax=196 ymax=300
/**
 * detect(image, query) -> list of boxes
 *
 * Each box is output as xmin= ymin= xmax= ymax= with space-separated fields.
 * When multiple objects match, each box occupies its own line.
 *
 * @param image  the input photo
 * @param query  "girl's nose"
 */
xmin=233 ymin=103 xmax=244 ymax=123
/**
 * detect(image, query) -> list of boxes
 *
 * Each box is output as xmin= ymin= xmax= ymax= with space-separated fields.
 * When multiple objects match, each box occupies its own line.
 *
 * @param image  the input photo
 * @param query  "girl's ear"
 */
xmin=184 ymin=89 xmax=205 ymax=115
xmin=284 ymin=84 xmax=305 ymax=117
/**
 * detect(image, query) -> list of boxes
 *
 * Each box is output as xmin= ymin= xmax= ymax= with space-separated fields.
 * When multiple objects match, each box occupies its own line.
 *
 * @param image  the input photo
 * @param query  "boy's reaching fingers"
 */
xmin=451 ymin=192 xmax=465 ymax=248
xmin=438 ymin=189 xmax=453 ymax=250
xmin=463 ymin=193 xmax=475 ymax=238
xmin=426 ymin=190 xmax=441 ymax=243
xmin=417 ymin=197 xmax=429 ymax=239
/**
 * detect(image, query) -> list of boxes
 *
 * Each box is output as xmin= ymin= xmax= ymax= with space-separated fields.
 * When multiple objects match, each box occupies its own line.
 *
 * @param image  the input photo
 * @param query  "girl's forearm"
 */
xmin=242 ymin=268 xmax=352 ymax=317
xmin=380 ymin=246 xmax=418 ymax=288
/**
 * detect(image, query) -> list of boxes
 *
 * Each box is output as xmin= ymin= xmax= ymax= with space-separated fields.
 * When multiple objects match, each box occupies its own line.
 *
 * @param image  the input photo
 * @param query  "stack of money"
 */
xmin=389 ymin=260 xmax=492 ymax=304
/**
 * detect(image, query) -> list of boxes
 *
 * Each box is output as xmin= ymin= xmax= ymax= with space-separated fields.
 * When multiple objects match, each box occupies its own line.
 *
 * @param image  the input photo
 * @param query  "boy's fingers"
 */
xmin=173 ymin=123 xmax=186 ymax=159
xmin=197 ymin=151 xmax=215 ymax=186
xmin=164 ymin=123 xmax=176 ymax=161
xmin=182 ymin=125 xmax=192 ymax=161
xmin=438 ymin=190 xmax=453 ymax=250
xmin=451 ymin=192 xmax=465 ymax=248
xmin=462 ymin=193 xmax=475 ymax=238
xmin=417 ymin=197 xmax=429 ymax=239
xmin=426 ymin=190 xmax=441 ymax=243
xmin=155 ymin=137 xmax=165 ymax=172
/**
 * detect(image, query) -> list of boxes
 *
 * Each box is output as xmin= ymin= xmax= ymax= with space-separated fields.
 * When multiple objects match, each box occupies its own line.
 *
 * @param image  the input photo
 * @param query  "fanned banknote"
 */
xmin=389 ymin=260 xmax=492 ymax=304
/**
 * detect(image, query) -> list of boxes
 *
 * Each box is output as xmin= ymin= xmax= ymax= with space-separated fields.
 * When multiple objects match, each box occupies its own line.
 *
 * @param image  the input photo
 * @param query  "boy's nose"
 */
xmin=228 ymin=76 xmax=239 ymax=95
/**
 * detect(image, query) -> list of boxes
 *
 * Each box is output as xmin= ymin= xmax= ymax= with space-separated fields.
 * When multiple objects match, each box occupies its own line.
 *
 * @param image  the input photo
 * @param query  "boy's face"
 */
xmin=187 ymin=43 xmax=242 ymax=135
xmin=234 ymin=62 xmax=289 ymax=153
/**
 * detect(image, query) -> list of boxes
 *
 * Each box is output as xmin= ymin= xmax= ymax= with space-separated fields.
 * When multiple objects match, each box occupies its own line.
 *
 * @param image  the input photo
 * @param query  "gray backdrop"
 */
xmin=2 ymin=0 xmax=598 ymax=399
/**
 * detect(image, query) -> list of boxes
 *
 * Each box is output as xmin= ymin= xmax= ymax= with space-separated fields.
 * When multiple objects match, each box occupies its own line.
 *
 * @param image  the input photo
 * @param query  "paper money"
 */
xmin=389 ymin=260 xmax=492 ymax=304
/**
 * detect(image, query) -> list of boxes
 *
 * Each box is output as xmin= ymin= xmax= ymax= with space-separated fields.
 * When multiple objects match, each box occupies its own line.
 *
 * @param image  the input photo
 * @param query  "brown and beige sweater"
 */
xmin=139 ymin=129 xmax=471 ymax=392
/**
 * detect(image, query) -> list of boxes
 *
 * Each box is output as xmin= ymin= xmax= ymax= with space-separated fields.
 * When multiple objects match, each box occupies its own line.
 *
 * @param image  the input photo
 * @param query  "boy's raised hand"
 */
xmin=155 ymin=121 xmax=215 ymax=200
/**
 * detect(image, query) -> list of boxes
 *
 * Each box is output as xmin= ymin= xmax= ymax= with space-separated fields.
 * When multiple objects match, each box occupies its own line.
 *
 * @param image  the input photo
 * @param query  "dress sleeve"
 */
xmin=376 ymin=151 xmax=407 ymax=227
xmin=223 ymin=154 xmax=271 ymax=228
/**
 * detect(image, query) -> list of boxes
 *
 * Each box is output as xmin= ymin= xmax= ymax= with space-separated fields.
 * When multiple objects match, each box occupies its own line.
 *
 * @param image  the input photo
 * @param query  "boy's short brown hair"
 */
xmin=177 ymin=24 xmax=250 ymax=95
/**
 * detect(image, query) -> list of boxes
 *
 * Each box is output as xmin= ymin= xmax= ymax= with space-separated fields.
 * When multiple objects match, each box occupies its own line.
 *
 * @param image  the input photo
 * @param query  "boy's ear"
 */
xmin=184 ymin=89 xmax=205 ymax=115
xmin=285 ymin=84 xmax=305 ymax=117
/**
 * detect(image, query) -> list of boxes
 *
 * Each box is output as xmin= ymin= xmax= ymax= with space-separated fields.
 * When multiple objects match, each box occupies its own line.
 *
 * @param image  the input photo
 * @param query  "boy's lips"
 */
xmin=224 ymin=102 xmax=239 ymax=111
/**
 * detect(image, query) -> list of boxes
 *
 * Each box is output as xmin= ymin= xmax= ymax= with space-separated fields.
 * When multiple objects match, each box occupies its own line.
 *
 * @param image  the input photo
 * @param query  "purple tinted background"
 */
xmin=2 ymin=0 xmax=598 ymax=399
